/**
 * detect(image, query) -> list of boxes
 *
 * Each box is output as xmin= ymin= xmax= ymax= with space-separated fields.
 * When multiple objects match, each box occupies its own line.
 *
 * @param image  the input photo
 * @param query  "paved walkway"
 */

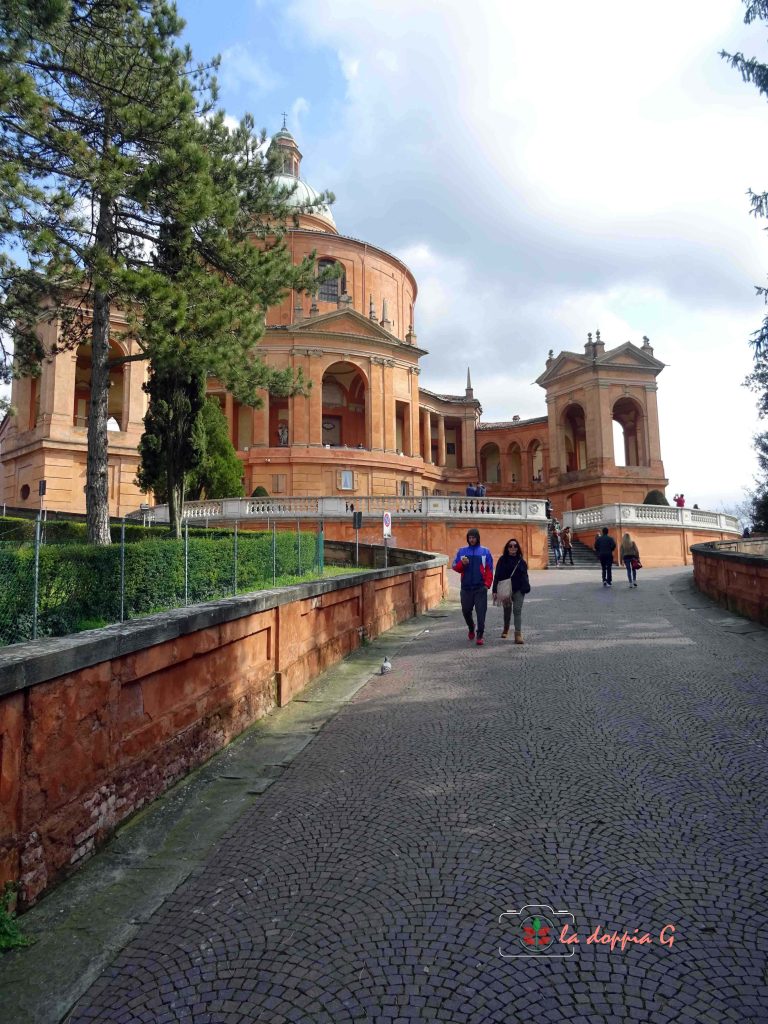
xmin=5 ymin=568 xmax=768 ymax=1023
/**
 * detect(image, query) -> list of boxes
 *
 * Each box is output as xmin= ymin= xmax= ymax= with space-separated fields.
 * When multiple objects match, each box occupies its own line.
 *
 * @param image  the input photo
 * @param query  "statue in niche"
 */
xmin=277 ymin=423 xmax=289 ymax=446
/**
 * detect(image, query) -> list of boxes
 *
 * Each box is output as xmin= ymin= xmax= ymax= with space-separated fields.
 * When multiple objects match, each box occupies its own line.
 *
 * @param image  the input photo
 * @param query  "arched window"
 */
xmin=317 ymin=259 xmax=346 ymax=303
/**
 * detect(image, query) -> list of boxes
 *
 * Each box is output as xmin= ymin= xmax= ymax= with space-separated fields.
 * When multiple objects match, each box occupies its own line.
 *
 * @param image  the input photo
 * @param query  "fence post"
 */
xmin=32 ymin=512 xmax=41 ymax=640
xmin=272 ymin=521 xmax=277 ymax=586
xmin=297 ymin=518 xmax=301 ymax=576
xmin=120 ymin=517 xmax=126 ymax=622
xmin=233 ymin=521 xmax=238 ymax=596
xmin=184 ymin=519 xmax=189 ymax=606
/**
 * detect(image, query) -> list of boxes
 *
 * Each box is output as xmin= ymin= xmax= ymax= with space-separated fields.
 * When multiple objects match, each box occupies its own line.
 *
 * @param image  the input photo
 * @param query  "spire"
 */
xmin=465 ymin=367 xmax=474 ymax=400
xmin=593 ymin=327 xmax=605 ymax=356
xmin=381 ymin=298 xmax=392 ymax=331
xmin=369 ymin=294 xmax=378 ymax=322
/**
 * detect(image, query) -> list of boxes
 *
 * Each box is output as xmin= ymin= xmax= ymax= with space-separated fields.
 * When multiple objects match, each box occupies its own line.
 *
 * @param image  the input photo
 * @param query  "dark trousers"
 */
xmin=461 ymin=586 xmax=488 ymax=636
xmin=562 ymin=546 xmax=574 ymax=565
xmin=600 ymin=556 xmax=614 ymax=583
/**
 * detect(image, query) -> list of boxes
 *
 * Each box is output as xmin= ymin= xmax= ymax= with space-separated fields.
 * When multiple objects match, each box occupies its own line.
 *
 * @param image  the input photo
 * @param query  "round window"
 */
xmin=20 ymin=484 xmax=30 ymax=500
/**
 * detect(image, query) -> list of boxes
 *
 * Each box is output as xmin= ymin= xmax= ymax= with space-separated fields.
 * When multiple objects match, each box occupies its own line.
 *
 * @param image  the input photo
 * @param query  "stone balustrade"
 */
xmin=134 ymin=495 xmax=549 ymax=524
xmin=563 ymin=504 xmax=740 ymax=534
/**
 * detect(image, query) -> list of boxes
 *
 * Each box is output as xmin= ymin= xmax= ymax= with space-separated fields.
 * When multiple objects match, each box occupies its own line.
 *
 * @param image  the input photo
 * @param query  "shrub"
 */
xmin=643 ymin=490 xmax=669 ymax=506
xmin=251 ymin=486 xmax=269 ymax=497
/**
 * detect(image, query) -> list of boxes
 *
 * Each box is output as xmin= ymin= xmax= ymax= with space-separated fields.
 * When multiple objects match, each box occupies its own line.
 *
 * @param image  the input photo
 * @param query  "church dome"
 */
xmin=273 ymin=173 xmax=336 ymax=230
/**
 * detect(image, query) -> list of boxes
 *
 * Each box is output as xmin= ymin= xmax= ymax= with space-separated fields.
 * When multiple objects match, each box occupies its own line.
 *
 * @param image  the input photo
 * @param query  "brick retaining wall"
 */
xmin=691 ymin=540 xmax=768 ymax=626
xmin=0 ymin=547 xmax=447 ymax=905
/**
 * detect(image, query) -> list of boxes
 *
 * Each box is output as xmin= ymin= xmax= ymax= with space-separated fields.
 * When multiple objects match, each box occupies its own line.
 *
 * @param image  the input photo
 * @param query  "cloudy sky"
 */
xmin=177 ymin=0 xmax=768 ymax=512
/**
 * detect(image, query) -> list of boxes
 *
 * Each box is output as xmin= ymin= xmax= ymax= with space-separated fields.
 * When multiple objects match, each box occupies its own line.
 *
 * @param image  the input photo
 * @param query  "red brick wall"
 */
xmin=0 ymin=556 xmax=447 ymax=905
xmin=692 ymin=544 xmax=768 ymax=626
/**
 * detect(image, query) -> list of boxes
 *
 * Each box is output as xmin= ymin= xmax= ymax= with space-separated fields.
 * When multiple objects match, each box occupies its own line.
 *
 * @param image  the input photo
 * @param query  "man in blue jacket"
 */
xmin=594 ymin=527 xmax=617 ymax=587
xmin=452 ymin=528 xmax=494 ymax=645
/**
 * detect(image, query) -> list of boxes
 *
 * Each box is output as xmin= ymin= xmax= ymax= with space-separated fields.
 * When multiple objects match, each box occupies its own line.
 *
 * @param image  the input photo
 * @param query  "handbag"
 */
xmin=631 ymin=557 xmax=642 ymax=570
xmin=496 ymin=577 xmax=513 ymax=603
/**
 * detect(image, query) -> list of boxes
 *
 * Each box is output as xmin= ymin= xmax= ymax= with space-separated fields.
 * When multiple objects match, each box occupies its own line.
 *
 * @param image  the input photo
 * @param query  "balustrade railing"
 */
xmin=563 ymin=504 xmax=740 ymax=534
xmin=133 ymin=495 xmax=549 ymax=524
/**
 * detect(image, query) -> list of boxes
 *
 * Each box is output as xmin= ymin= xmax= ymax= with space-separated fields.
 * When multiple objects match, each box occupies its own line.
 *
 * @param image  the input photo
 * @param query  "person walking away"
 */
xmin=452 ymin=528 xmax=494 ymax=645
xmin=492 ymin=538 xmax=530 ymax=644
xmin=550 ymin=525 xmax=562 ymax=567
xmin=620 ymin=532 xmax=640 ymax=587
xmin=594 ymin=527 xmax=617 ymax=587
xmin=561 ymin=525 xmax=574 ymax=566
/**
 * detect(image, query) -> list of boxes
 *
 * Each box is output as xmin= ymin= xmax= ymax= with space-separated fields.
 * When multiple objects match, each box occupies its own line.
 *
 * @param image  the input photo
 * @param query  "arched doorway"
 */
xmin=612 ymin=397 xmax=645 ymax=466
xmin=321 ymin=361 xmax=368 ymax=448
xmin=507 ymin=443 xmax=522 ymax=486
xmin=529 ymin=439 xmax=544 ymax=483
xmin=562 ymin=404 xmax=587 ymax=472
xmin=73 ymin=341 xmax=126 ymax=430
xmin=480 ymin=442 xmax=501 ymax=484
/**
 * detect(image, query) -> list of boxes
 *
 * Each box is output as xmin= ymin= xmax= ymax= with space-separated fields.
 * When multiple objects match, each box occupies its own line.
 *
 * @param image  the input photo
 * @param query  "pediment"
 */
xmin=291 ymin=308 xmax=398 ymax=341
xmin=597 ymin=342 xmax=665 ymax=372
xmin=535 ymin=351 xmax=588 ymax=386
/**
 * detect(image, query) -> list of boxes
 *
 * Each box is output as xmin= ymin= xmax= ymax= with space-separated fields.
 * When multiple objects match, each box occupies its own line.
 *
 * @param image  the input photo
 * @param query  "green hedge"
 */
xmin=0 ymin=531 xmax=321 ymax=647
xmin=0 ymin=516 xmax=240 ymax=546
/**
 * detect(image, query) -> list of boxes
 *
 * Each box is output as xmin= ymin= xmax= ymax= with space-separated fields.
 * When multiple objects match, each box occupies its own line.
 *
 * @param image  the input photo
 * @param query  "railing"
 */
xmin=563 ymin=504 xmax=740 ymax=534
xmin=131 ymin=495 xmax=549 ymax=524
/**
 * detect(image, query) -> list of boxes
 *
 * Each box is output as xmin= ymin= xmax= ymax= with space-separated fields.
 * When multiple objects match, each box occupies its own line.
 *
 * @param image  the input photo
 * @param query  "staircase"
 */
xmin=547 ymin=535 xmax=602 ymax=569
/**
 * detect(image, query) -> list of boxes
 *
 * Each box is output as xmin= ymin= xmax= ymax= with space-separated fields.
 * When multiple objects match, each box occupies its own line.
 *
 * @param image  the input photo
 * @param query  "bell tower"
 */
xmin=535 ymin=332 xmax=668 ymax=510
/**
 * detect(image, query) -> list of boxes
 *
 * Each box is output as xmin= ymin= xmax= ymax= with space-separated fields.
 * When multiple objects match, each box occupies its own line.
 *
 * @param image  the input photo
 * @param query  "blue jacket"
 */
xmin=452 ymin=544 xmax=494 ymax=589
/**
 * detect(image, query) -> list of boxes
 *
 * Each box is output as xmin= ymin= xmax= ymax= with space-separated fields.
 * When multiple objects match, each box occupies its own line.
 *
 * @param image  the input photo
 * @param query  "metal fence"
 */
xmin=0 ymin=515 xmax=325 ymax=648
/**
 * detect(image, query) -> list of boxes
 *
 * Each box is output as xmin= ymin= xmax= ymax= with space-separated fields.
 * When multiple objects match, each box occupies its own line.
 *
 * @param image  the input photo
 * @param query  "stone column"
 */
xmin=644 ymin=384 xmax=663 ymax=469
xmin=410 ymin=368 xmax=421 ymax=457
xmin=461 ymin=414 xmax=476 ymax=469
xmin=383 ymin=359 xmax=397 ymax=451
xmin=308 ymin=350 xmax=323 ymax=445
xmin=421 ymin=408 xmax=433 ymax=463
xmin=436 ymin=414 xmax=446 ymax=467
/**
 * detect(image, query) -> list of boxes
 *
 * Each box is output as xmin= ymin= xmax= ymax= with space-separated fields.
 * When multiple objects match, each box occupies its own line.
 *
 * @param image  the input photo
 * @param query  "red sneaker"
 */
xmin=476 ymin=636 xmax=485 ymax=646
xmin=468 ymin=630 xmax=475 ymax=641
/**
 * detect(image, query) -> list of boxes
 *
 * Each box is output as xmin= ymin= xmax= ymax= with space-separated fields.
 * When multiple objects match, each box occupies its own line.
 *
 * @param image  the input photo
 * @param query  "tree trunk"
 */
xmin=167 ymin=468 xmax=184 ymax=539
xmin=86 ymin=280 xmax=113 ymax=545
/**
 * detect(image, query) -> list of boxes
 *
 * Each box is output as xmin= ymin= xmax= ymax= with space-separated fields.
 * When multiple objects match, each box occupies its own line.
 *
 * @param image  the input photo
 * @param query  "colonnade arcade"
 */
xmin=479 ymin=439 xmax=547 ymax=488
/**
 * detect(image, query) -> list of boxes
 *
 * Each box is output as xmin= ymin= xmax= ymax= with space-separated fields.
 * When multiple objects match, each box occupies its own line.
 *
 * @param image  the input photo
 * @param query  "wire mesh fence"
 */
xmin=0 ymin=515 xmax=325 ymax=649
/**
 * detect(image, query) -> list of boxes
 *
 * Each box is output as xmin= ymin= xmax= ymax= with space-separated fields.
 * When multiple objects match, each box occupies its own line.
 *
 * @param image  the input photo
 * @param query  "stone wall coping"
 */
xmin=690 ymin=541 xmax=768 ymax=568
xmin=0 ymin=548 xmax=447 ymax=697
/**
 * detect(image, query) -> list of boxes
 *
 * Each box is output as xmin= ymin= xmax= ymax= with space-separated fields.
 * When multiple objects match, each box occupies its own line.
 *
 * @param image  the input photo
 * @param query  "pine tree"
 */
xmin=0 ymin=0 xmax=213 ymax=543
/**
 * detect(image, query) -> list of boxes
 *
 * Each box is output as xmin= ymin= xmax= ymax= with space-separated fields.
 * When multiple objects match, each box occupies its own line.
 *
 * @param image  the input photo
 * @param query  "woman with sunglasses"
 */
xmin=492 ymin=538 xmax=530 ymax=643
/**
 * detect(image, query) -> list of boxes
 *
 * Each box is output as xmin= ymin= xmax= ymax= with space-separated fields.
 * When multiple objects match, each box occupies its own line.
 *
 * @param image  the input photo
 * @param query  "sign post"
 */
xmin=382 ymin=511 xmax=392 ymax=568
xmin=352 ymin=508 xmax=362 ymax=565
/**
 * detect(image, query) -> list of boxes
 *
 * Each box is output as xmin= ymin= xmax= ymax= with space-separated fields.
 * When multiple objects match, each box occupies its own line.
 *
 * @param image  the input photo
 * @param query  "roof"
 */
xmin=274 ymin=174 xmax=336 ymax=229
xmin=419 ymin=386 xmax=480 ymax=407
xmin=477 ymin=415 xmax=548 ymax=430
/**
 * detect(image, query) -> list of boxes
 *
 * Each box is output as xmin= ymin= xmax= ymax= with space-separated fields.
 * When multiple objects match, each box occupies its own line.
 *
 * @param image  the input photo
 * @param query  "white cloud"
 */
xmin=280 ymin=0 xmax=767 ymax=507
xmin=219 ymin=44 xmax=280 ymax=95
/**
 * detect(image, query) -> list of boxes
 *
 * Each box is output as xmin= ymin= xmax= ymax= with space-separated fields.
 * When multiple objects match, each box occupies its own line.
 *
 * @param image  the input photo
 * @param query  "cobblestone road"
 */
xmin=69 ymin=569 xmax=768 ymax=1023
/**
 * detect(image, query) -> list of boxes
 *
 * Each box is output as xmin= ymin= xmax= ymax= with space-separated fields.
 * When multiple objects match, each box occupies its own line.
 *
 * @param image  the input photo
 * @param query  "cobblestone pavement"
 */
xmin=67 ymin=569 xmax=768 ymax=1023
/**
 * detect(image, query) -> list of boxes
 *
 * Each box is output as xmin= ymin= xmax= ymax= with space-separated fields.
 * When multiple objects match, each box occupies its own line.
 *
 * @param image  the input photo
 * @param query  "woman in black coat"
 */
xmin=492 ymin=537 xmax=530 ymax=644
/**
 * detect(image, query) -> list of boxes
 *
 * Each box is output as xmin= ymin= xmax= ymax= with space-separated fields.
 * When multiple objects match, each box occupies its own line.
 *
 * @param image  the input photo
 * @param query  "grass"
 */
xmin=0 ymin=884 xmax=32 ymax=952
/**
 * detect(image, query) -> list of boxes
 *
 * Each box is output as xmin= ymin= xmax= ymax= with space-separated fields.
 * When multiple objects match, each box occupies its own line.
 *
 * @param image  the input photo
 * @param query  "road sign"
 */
xmin=382 ymin=511 xmax=392 ymax=538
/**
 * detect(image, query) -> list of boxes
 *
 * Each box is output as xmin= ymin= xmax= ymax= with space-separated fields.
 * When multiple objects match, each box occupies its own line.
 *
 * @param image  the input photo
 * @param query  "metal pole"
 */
xmin=233 ymin=521 xmax=238 ymax=595
xmin=272 ymin=521 xmax=277 ymax=586
xmin=384 ymin=538 xmax=388 ymax=569
xmin=32 ymin=512 xmax=41 ymax=639
xmin=355 ymin=527 xmax=359 ymax=567
xmin=184 ymin=519 xmax=189 ymax=606
xmin=120 ymin=517 xmax=126 ymax=622
xmin=297 ymin=518 xmax=301 ymax=575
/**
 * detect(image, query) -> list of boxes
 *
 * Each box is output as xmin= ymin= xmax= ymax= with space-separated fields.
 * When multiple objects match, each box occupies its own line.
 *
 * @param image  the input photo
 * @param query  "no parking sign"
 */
xmin=382 ymin=511 xmax=392 ymax=538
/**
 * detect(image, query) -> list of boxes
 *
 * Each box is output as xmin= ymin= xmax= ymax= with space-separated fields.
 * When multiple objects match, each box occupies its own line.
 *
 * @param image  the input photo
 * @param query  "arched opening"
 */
xmin=562 ymin=403 xmax=587 ymax=472
xmin=480 ymin=442 xmax=501 ymax=484
xmin=321 ymin=361 xmax=368 ymax=448
xmin=507 ymin=442 xmax=522 ymax=485
xmin=317 ymin=258 xmax=346 ymax=304
xmin=612 ymin=397 xmax=645 ymax=467
xmin=529 ymin=439 xmax=544 ymax=483
xmin=566 ymin=490 xmax=586 ymax=511
xmin=72 ymin=341 xmax=126 ymax=431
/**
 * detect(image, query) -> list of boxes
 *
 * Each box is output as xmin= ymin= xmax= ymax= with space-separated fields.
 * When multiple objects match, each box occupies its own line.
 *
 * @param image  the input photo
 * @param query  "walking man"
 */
xmin=561 ymin=525 xmax=575 ymax=565
xmin=453 ymin=528 xmax=494 ymax=645
xmin=594 ymin=527 xmax=617 ymax=587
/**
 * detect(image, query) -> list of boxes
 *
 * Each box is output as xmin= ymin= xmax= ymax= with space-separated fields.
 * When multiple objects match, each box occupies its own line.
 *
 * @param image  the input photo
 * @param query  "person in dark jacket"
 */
xmin=594 ymin=527 xmax=617 ymax=587
xmin=492 ymin=537 xmax=530 ymax=643
xmin=452 ymin=528 xmax=494 ymax=645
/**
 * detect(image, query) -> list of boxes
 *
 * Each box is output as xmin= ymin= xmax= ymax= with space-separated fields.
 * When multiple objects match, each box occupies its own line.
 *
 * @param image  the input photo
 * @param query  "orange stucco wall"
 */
xmin=573 ymin=526 xmax=740 ymax=568
xmin=692 ymin=543 xmax=768 ymax=625
xmin=0 ymin=553 xmax=447 ymax=905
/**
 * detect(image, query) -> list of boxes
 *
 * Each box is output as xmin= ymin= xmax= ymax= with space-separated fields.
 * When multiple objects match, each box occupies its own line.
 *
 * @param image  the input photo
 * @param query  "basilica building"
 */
xmin=0 ymin=129 xmax=669 ymax=516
